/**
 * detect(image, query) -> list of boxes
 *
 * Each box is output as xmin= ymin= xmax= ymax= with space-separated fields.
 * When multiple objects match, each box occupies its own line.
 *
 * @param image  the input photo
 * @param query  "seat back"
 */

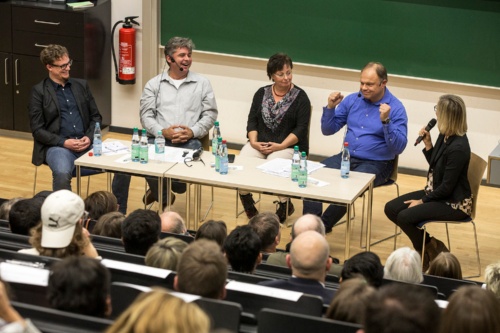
xmin=468 ymin=152 xmax=487 ymax=219
xmin=12 ymin=301 xmax=114 ymax=333
xmin=258 ymin=308 xmax=361 ymax=333
xmin=200 ymin=133 xmax=210 ymax=151
xmin=422 ymin=274 xmax=476 ymax=299
xmin=194 ymin=297 xmax=242 ymax=332
xmin=389 ymin=154 xmax=399 ymax=183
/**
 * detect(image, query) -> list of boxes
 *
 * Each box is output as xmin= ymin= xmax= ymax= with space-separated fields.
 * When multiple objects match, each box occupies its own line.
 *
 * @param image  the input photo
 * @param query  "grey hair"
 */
xmin=384 ymin=247 xmax=423 ymax=284
xmin=164 ymin=37 xmax=195 ymax=58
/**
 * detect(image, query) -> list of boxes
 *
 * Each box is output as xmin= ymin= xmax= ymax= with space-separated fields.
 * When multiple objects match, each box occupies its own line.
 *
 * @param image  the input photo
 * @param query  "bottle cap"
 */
xmin=215 ymin=121 xmax=219 ymax=126
xmin=222 ymin=140 xmax=227 ymax=144
xmin=344 ymin=142 xmax=349 ymax=146
xmin=88 ymin=152 xmax=93 ymax=156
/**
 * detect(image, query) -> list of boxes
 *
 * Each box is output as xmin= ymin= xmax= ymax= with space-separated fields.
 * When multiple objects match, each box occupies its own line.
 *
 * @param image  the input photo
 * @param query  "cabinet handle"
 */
xmin=35 ymin=43 xmax=50 ymax=49
xmin=4 ymin=58 xmax=8 ymax=85
xmin=15 ymin=59 xmax=19 ymax=86
xmin=34 ymin=19 xmax=61 ymax=26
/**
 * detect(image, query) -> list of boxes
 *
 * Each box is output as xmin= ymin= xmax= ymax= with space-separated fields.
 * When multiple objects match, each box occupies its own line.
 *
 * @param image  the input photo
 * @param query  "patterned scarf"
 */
xmin=261 ymin=86 xmax=299 ymax=132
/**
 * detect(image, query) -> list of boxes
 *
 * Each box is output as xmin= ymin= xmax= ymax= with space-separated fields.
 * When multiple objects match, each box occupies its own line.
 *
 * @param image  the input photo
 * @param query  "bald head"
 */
xmin=288 ymin=230 xmax=331 ymax=281
xmin=160 ymin=211 xmax=186 ymax=234
xmin=291 ymin=214 xmax=325 ymax=239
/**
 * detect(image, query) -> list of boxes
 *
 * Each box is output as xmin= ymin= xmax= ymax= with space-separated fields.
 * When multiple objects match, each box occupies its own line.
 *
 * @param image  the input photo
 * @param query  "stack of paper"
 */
xmin=67 ymin=1 xmax=95 ymax=10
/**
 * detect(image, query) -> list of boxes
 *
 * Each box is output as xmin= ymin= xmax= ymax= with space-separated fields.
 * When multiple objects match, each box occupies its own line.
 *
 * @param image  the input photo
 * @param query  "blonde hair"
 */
xmin=484 ymin=261 xmax=500 ymax=299
xmin=106 ymin=288 xmax=210 ymax=333
xmin=145 ymin=238 xmax=188 ymax=270
xmin=29 ymin=223 xmax=89 ymax=258
xmin=436 ymin=94 xmax=468 ymax=136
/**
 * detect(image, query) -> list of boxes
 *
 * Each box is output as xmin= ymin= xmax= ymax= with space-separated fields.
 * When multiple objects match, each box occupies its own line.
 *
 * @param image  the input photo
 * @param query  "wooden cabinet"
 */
xmin=0 ymin=0 xmax=111 ymax=132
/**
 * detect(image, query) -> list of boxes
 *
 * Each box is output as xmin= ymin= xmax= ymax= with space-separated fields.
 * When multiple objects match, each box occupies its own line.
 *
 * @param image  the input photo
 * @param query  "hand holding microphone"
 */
xmin=414 ymin=118 xmax=437 ymax=146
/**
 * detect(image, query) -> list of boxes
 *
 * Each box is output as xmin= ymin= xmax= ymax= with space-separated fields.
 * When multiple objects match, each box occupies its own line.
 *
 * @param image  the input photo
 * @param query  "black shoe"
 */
xmin=240 ymin=193 xmax=258 ymax=219
xmin=143 ymin=189 xmax=176 ymax=208
xmin=274 ymin=199 xmax=295 ymax=223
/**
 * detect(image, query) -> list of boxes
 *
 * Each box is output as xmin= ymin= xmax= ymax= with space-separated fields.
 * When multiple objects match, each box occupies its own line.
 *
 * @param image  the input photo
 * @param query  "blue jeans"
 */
xmin=302 ymin=152 xmax=394 ymax=230
xmin=45 ymin=146 xmax=88 ymax=191
xmin=112 ymin=138 xmax=201 ymax=214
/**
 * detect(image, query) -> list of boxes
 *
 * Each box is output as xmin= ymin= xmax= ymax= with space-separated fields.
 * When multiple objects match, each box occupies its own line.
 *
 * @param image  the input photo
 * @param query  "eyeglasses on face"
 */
xmin=273 ymin=71 xmax=293 ymax=79
xmin=434 ymin=105 xmax=438 ymax=112
xmin=51 ymin=59 xmax=73 ymax=70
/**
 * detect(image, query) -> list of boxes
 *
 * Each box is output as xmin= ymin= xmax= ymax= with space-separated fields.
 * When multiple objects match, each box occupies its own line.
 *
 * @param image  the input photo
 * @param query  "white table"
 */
xmin=165 ymin=154 xmax=375 ymax=259
xmin=74 ymin=141 xmax=178 ymax=210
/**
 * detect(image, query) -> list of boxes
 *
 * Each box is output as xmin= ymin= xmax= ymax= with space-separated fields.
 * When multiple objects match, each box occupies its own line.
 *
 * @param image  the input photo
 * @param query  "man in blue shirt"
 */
xmin=303 ymin=62 xmax=408 ymax=232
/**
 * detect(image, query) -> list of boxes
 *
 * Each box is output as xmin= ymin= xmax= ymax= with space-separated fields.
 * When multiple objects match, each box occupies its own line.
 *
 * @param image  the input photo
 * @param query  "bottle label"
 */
xmin=131 ymin=145 xmax=140 ymax=162
xmin=341 ymin=161 xmax=350 ymax=178
xmin=140 ymin=146 xmax=148 ymax=164
xmin=298 ymin=171 xmax=307 ymax=187
xmin=291 ymin=164 xmax=299 ymax=181
xmin=155 ymin=141 xmax=165 ymax=154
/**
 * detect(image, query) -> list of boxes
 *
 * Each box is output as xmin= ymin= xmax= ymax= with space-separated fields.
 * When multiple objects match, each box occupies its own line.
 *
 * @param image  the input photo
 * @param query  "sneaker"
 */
xmin=425 ymin=237 xmax=450 ymax=263
xmin=240 ymin=193 xmax=258 ymax=219
xmin=274 ymin=199 xmax=295 ymax=223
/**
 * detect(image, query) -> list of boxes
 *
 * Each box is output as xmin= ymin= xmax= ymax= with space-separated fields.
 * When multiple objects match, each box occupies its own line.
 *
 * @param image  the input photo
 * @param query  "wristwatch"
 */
xmin=381 ymin=118 xmax=391 ymax=125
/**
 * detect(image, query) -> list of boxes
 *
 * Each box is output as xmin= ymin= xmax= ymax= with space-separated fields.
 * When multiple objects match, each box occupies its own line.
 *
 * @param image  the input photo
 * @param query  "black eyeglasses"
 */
xmin=51 ymin=59 xmax=73 ymax=70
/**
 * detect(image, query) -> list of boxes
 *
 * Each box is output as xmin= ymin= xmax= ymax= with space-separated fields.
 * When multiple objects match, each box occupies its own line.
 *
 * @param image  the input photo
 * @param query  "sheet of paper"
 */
xmin=101 ymin=259 xmax=171 ymax=278
xmin=225 ymin=280 xmax=302 ymax=301
xmin=257 ymin=158 xmax=325 ymax=178
xmin=0 ymin=262 xmax=50 ymax=286
xmin=171 ymin=291 xmax=201 ymax=303
xmin=102 ymin=141 xmax=130 ymax=156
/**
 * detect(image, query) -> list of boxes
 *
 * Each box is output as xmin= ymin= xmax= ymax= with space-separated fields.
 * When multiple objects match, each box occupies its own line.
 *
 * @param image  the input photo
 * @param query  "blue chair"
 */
xmin=416 ymin=152 xmax=487 ymax=278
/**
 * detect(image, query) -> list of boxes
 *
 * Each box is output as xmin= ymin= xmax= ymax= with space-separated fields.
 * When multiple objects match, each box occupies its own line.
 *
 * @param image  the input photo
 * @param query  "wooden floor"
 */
xmin=1 ymin=131 xmax=499 ymax=281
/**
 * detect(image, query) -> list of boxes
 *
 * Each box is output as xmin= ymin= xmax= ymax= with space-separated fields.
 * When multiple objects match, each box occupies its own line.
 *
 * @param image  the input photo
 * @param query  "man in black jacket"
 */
xmin=29 ymin=44 xmax=102 ymax=191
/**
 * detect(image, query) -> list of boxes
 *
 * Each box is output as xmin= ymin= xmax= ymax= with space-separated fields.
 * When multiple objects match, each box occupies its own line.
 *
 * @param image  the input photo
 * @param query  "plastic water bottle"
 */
xmin=291 ymin=145 xmax=300 ymax=181
xmin=154 ymin=130 xmax=165 ymax=154
xmin=131 ymin=127 xmax=140 ymax=162
xmin=212 ymin=121 xmax=221 ymax=155
xmin=298 ymin=152 xmax=308 ymax=188
xmin=341 ymin=142 xmax=350 ymax=179
xmin=219 ymin=140 xmax=229 ymax=175
xmin=215 ymin=137 xmax=222 ymax=172
xmin=139 ymin=129 xmax=148 ymax=164
xmin=93 ymin=122 xmax=102 ymax=156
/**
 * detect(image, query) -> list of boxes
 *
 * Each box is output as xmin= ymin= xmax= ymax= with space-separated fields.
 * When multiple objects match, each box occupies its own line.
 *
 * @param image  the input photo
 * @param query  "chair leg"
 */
xmin=421 ymin=226 xmax=427 ymax=269
xmin=33 ymin=166 xmax=38 ymax=196
xmin=445 ymin=223 xmax=451 ymax=251
xmin=200 ymin=186 xmax=214 ymax=222
xmin=465 ymin=221 xmax=481 ymax=279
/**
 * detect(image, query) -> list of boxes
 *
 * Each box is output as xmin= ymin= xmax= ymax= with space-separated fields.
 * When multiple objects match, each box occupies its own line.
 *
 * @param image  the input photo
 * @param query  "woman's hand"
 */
xmin=418 ymin=126 xmax=433 ymax=150
xmin=260 ymin=142 xmax=282 ymax=155
xmin=404 ymin=199 xmax=423 ymax=208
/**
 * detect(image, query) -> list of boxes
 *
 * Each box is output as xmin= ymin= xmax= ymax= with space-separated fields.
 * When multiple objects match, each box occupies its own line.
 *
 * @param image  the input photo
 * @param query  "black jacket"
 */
xmin=29 ymin=77 xmax=102 ymax=166
xmin=421 ymin=134 xmax=471 ymax=204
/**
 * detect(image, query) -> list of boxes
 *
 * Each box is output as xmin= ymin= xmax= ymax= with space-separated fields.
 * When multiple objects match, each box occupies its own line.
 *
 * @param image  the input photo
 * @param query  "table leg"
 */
xmin=106 ymin=172 xmax=111 ymax=192
xmin=158 ymin=177 xmax=163 ymax=213
xmin=366 ymin=181 xmax=374 ymax=252
xmin=76 ymin=165 xmax=81 ymax=197
xmin=345 ymin=203 xmax=351 ymax=260
xmin=194 ymin=184 xmax=201 ymax=230
xmin=186 ymin=185 xmax=191 ymax=230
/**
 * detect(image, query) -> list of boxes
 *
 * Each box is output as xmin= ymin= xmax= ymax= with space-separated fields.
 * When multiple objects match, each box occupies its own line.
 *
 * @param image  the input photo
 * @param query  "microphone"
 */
xmin=170 ymin=58 xmax=184 ymax=71
xmin=358 ymin=90 xmax=362 ymax=97
xmin=192 ymin=147 xmax=204 ymax=160
xmin=414 ymin=118 xmax=437 ymax=146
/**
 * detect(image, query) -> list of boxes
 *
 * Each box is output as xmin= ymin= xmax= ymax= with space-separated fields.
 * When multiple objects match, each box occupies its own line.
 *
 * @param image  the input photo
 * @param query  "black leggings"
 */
xmin=384 ymin=190 xmax=469 ymax=252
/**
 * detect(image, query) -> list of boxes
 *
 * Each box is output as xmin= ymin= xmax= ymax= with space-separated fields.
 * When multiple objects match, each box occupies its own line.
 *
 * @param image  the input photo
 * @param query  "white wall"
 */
xmin=111 ymin=2 xmax=500 ymax=173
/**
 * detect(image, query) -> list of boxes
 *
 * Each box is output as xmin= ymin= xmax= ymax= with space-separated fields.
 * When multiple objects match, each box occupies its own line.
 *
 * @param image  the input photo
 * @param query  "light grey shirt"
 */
xmin=140 ymin=70 xmax=218 ymax=139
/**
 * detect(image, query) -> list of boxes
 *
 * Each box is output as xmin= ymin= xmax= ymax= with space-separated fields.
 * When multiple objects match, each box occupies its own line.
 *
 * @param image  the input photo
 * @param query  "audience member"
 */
xmin=247 ymin=212 xmax=281 ymax=254
xmin=194 ymin=220 xmax=227 ymax=248
xmin=484 ymin=261 xmax=500 ymax=300
xmin=106 ymin=288 xmax=210 ymax=333
xmin=0 ymin=280 xmax=41 ymax=333
xmin=439 ymin=285 xmax=500 ymax=333
xmin=8 ymin=197 xmax=43 ymax=235
xmin=384 ymin=247 xmax=423 ymax=284
xmin=145 ymin=238 xmax=188 ymax=270
xmin=160 ymin=211 xmax=189 ymax=235
xmin=223 ymin=225 xmax=262 ymax=273
xmin=174 ymin=239 xmax=227 ymax=299
xmin=362 ymin=283 xmax=440 ymax=333
xmin=0 ymin=197 xmax=23 ymax=220
xmin=92 ymin=211 xmax=125 ymax=239
xmin=266 ymin=214 xmax=343 ymax=276
xmin=259 ymin=231 xmax=334 ymax=304
xmin=325 ymin=277 xmax=376 ymax=325
xmin=427 ymin=252 xmax=463 ymax=280
xmin=48 ymin=256 xmax=111 ymax=317
xmin=84 ymin=191 xmax=118 ymax=221
xmin=18 ymin=190 xmax=99 ymax=258
xmin=341 ymin=252 xmax=384 ymax=287
xmin=121 ymin=209 xmax=161 ymax=255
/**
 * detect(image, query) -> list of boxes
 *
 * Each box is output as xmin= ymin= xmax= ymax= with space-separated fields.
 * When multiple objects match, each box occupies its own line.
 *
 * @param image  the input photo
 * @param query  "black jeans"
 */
xmin=384 ymin=190 xmax=469 ymax=252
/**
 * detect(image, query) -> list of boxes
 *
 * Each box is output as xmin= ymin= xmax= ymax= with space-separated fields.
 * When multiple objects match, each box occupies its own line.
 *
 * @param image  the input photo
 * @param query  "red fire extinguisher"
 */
xmin=112 ymin=16 xmax=140 ymax=85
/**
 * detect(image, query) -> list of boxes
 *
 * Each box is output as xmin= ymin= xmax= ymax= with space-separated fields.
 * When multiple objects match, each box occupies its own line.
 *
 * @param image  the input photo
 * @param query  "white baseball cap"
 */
xmin=40 ymin=190 xmax=84 ymax=248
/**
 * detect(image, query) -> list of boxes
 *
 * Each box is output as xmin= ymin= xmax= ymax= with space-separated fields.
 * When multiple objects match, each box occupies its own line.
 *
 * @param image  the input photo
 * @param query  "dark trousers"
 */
xmin=112 ymin=138 xmax=201 ymax=214
xmin=302 ymin=152 xmax=394 ymax=230
xmin=384 ymin=190 xmax=469 ymax=252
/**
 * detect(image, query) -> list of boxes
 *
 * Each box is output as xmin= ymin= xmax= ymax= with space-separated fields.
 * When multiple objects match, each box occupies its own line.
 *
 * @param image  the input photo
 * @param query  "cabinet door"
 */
xmin=0 ymin=52 xmax=14 ymax=130
xmin=12 ymin=55 xmax=46 ymax=132
xmin=0 ymin=3 xmax=12 ymax=53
